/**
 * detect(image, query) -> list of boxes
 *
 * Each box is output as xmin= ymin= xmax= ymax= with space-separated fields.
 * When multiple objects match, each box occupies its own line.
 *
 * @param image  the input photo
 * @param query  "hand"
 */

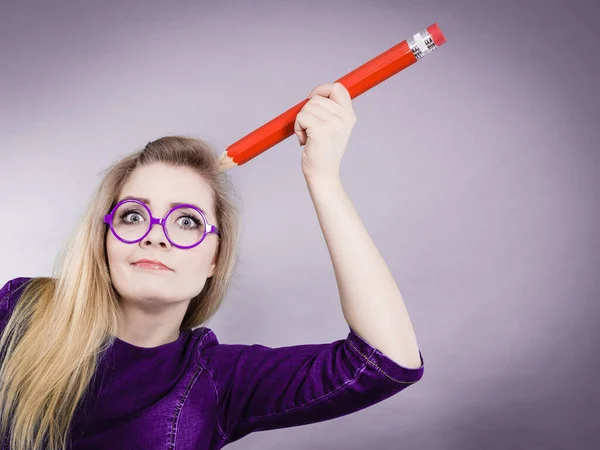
xmin=294 ymin=82 xmax=357 ymax=182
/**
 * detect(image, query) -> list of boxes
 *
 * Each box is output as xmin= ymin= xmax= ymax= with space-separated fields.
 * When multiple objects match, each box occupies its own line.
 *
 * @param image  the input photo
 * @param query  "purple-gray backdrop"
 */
xmin=1 ymin=0 xmax=598 ymax=449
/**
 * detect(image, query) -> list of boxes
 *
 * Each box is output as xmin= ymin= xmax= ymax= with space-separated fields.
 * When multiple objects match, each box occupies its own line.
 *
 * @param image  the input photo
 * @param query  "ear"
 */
xmin=207 ymin=262 xmax=217 ymax=278
xmin=207 ymin=245 xmax=219 ymax=278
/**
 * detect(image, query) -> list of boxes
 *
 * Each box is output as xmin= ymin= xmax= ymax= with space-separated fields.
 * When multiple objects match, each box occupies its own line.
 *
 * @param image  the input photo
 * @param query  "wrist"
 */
xmin=303 ymin=173 xmax=342 ymax=189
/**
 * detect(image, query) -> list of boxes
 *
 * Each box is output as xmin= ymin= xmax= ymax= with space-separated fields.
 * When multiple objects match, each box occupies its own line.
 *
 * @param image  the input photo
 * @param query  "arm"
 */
xmin=296 ymin=81 xmax=421 ymax=369
xmin=199 ymin=185 xmax=424 ymax=443
xmin=305 ymin=176 xmax=422 ymax=369
xmin=199 ymin=161 xmax=424 ymax=443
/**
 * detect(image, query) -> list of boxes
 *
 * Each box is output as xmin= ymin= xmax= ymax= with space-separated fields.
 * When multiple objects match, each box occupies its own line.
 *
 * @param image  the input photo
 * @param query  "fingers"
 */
xmin=307 ymin=82 xmax=354 ymax=113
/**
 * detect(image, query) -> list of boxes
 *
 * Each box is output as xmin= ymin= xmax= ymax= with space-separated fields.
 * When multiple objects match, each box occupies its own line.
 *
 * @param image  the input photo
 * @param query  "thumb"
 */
xmin=294 ymin=117 xmax=307 ymax=146
xmin=295 ymin=129 xmax=307 ymax=146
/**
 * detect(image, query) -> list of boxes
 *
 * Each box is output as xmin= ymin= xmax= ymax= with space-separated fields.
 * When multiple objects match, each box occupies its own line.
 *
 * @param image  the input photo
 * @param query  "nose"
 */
xmin=141 ymin=217 xmax=170 ymax=248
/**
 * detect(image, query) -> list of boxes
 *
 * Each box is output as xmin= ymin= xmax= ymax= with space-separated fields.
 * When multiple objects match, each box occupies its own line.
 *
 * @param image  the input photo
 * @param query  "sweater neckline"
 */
xmin=111 ymin=329 xmax=188 ymax=351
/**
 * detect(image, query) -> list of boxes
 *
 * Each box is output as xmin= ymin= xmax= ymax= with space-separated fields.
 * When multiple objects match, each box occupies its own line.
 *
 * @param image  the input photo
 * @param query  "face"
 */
xmin=106 ymin=163 xmax=219 ymax=309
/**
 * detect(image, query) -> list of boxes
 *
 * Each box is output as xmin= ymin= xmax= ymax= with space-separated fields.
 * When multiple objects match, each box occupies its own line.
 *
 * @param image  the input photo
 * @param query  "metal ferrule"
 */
xmin=408 ymin=28 xmax=438 ymax=60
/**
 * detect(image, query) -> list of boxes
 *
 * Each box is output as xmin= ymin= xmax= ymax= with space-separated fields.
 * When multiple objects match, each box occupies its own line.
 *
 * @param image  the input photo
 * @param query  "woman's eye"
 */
xmin=178 ymin=216 xmax=201 ymax=227
xmin=122 ymin=212 xmax=144 ymax=223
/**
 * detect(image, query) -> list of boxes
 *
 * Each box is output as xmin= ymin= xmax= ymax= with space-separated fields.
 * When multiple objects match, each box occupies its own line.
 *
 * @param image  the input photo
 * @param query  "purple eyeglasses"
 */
xmin=103 ymin=199 xmax=220 ymax=250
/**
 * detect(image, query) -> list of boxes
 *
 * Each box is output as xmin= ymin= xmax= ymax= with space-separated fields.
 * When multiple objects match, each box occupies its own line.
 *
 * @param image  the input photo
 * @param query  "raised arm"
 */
xmin=298 ymin=82 xmax=421 ymax=369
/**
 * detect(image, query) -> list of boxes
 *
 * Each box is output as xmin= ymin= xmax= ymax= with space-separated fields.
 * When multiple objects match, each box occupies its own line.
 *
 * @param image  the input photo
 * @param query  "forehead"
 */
xmin=118 ymin=163 xmax=215 ymax=218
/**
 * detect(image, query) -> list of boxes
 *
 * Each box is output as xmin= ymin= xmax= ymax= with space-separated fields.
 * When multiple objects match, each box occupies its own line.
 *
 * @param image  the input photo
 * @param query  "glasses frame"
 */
xmin=103 ymin=199 xmax=220 ymax=249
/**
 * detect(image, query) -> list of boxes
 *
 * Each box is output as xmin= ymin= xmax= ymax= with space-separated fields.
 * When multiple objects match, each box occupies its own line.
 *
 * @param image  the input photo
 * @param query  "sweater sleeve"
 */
xmin=196 ymin=326 xmax=424 ymax=443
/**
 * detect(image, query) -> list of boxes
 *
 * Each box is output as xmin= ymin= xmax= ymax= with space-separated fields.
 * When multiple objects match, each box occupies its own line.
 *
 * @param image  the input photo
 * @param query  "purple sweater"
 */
xmin=0 ymin=277 xmax=424 ymax=449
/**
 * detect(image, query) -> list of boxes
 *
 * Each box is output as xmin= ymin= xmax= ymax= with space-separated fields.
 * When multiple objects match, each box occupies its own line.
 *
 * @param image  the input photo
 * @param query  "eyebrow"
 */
xmin=119 ymin=195 xmax=205 ymax=212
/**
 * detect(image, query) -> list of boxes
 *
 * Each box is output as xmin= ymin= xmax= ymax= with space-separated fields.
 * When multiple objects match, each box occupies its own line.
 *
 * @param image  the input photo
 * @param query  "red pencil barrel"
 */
xmin=335 ymin=41 xmax=416 ymax=100
xmin=226 ymin=24 xmax=445 ymax=166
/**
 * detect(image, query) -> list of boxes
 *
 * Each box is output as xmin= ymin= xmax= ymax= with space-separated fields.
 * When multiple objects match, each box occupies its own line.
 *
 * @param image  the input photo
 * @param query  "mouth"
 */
xmin=132 ymin=260 xmax=172 ymax=271
xmin=132 ymin=263 xmax=171 ymax=271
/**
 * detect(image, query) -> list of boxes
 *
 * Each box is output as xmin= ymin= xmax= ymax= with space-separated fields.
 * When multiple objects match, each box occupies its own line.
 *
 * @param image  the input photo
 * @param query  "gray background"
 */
xmin=1 ymin=0 xmax=598 ymax=448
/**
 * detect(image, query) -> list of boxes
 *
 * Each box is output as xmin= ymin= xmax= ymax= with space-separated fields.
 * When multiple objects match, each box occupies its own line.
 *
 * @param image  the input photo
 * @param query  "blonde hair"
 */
xmin=0 ymin=136 xmax=242 ymax=450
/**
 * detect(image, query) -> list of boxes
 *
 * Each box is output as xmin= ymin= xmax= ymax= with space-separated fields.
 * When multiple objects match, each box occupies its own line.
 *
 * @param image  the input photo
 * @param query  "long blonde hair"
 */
xmin=0 ymin=136 xmax=242 ymax=450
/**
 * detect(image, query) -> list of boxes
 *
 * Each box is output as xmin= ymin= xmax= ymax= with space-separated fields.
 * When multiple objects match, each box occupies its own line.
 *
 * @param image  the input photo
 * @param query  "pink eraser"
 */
xmin=427 ymin=23 xmax=446 ymax=47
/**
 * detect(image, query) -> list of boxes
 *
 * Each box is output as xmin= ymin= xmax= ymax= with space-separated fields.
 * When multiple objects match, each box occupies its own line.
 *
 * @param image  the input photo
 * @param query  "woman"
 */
xmin=0 ymin=82 xmax=424 ymax=450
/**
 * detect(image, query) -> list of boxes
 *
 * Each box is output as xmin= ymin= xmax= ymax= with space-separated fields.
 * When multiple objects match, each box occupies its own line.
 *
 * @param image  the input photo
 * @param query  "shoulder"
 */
xmin=0 ymin=277 xmax=34 ymax=299
xmin=0 ymin=277 xmax=35 ymax=312
xmin=0 ymin=277 xmax=36 ymax=333
xmin=193 ymin=326 xmax=286 ymax=365
xmin=192 ymin=327 xmax=275 ymax=384
xmin=192 ymin=326 xmax=245 ymax=363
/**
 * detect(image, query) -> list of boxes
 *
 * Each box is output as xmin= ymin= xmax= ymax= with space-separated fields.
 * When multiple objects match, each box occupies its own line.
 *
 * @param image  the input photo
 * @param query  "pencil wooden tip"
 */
xmin=218 ymin=151 xmax=238 ymax=172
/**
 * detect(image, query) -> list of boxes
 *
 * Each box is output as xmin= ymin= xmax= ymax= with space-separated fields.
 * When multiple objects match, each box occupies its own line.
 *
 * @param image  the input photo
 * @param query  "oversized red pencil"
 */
xmin=219 ymin=23 xmax=446 ymax=171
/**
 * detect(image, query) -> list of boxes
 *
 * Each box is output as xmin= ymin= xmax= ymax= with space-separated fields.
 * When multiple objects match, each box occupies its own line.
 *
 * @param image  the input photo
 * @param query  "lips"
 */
xmin=132 ymin=259 xmax=171 ymax=270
